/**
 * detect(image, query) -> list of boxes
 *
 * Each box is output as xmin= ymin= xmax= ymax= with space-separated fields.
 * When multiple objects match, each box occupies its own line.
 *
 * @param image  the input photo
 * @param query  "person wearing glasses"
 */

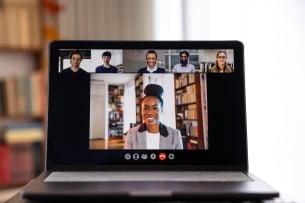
xmin=210 ymin=50 xmax=233 ymax=73
xmin=124 ymin=84 xmax=183 ymax=149
xmin=138 ymin=50 xmax=166 ymax=73
xmin=173 ymin=51 xmax=196 ymax=73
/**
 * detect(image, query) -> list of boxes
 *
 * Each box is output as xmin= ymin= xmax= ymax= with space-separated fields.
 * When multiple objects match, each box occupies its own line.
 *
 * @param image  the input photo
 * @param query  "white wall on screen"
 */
xmin=123 ymin=80 xmax=136 ymax=135
xmin=90 ymin=81 xmax=107 ymax=140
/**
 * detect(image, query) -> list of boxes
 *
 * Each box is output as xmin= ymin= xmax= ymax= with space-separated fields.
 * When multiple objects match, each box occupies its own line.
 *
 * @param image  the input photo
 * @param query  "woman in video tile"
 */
xmin=210 ymin=50 xmax=233 ymax=73
xmin=124 ymin=84 xmax=183 ymax=149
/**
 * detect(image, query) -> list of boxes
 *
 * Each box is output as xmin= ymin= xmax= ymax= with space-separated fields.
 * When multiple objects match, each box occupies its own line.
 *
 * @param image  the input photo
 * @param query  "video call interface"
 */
xmin=58 ymin=48 xmax=234 ymax=151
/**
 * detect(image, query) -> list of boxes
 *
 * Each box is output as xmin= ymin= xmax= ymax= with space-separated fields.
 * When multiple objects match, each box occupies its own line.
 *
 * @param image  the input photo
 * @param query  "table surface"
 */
xmin=0 ymin=187 xmax=21 ymax=203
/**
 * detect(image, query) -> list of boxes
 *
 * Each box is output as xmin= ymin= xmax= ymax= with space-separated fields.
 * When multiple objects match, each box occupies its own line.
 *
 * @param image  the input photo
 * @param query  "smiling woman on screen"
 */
xmin=124 ymin=84 xmax=183 ymax=149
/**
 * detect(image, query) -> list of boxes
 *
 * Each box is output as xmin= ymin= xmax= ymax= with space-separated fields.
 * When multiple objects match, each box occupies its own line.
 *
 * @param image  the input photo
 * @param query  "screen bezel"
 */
xmin=46 ymin=40 xmax=247 ymax=171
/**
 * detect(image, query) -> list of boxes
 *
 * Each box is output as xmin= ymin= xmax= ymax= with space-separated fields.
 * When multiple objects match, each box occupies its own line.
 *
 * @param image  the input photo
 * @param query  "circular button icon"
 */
xmin=141 ymin=154 xmax=148 ymax=160
xmin=133 ymin=153 xmax=139 ymax=160
xmin=158 ymin=153 xmax=166 ymax=161
xmin=124 ymin=153 xmax=131 ymax=160
xmin=150 ymin=153 xmax=157 ymax=160
xmin=168 ymin=153 xmax=175 ymax=160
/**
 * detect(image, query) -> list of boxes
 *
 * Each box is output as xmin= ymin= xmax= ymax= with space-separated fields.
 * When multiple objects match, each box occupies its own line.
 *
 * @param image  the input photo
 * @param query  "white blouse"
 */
xmin=146 ymin=131 xmax=160 ymax=149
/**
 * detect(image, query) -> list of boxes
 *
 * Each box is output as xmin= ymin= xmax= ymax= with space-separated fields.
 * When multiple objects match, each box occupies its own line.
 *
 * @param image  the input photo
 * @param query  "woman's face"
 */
xmin=141 ymin=96 xmax=162 ymax=126
xmin=216 ymin=52 xmax=227 ymax=68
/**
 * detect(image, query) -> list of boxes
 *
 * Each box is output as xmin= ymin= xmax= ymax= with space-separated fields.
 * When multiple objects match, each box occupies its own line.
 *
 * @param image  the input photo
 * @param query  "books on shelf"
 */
xmin=0 ymin=0 xmax=45 ymax=188
xmin=0 ymin=70 xmax=45 ymax=118
xmin=175 ymin=73 xmax=208 ymax=150
xmin=0 ymin=8 xmax=6 ymax=47
xmin=175 ymin=85 xmax=197 ymax=105
xmin=0 ymin=122 xmax=44 ymax=186
xmin=184 ymin=104 xmax=197 ymax=120
xmin=4 ymin=122 xmax=44 ymax=143
xmin=175 ymin=73 xmax=196 ymax=89
xmin=0 ymin=0 xmax=41 ymax=49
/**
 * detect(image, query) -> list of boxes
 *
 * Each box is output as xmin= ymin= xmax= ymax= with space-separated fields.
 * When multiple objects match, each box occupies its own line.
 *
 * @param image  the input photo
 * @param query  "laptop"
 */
xmin=21 ymin=40 xmax=279 ymax=201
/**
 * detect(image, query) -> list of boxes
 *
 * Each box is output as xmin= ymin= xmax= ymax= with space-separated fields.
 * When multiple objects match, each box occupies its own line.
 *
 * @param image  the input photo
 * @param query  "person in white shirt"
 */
xmin=173 ymin=51 xmax=195 ymax=73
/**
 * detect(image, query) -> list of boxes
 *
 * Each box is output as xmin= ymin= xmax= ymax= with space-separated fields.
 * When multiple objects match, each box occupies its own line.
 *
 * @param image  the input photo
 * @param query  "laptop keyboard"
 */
xmin=45 ymin=171 xmax=252 ymax=182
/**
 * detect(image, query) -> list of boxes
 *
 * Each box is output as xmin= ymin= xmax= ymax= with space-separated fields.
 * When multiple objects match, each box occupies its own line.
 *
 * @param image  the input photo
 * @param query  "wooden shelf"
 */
xmin=174 ymin=73 xmax=207 ymax=150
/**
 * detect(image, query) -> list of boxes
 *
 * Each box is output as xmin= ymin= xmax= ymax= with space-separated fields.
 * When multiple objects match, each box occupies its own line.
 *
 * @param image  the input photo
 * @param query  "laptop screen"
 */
xmin=47 ymin=41 xmax=247 ymax=170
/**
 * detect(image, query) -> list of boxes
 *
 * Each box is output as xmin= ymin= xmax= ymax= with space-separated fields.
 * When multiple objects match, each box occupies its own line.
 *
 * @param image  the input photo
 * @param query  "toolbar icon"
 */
xmin=168 ymin=153 xmax=175 ymax=160
xmin=133 ymin=153 xmax=139 ymax=160
xmin=150 ymin=153 xmax=157 ymax=160
xmin=159 ymin=153 xmax=166 ymax=161
xmin=124 ymin=153 xmax=131 ymax=160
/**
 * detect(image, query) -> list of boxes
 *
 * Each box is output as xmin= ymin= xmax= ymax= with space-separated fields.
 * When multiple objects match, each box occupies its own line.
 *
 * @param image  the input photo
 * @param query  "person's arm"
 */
xmin=95 ymin=66 xmax=100 ymax=73
xmin=111 ymin=66 xmax=118 ymax=73
xmin=175 ymin=130 xmax=184 ymax=149
xmin=172 ymin=64 xmax=177 ymax=72
xmin=191 ymin=64 xmax=196 ymax=72
xmin=159 ymin=67 xmax=166 ymax=73
xmin=168 ymin=128 xmax=183 ymax=149
xmin=138 ymin=67 xmax=144 ymax=73
xmin=124 ymin=129 xmax=133 ymax=149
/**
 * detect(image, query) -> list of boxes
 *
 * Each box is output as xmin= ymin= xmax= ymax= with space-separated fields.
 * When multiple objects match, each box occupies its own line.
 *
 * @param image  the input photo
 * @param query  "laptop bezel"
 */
xmin=46 ymin=40 xmax=248 ymax=171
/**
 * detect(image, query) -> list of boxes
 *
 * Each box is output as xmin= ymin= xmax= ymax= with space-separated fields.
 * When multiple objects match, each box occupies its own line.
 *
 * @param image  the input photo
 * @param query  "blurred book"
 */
xmin=0 ymin=70 xmax=45 ymax=118
xmin=0 ymin=122 xmax=44 ymax=186
xmin=1 ymin=0 xmax=41 ymax=49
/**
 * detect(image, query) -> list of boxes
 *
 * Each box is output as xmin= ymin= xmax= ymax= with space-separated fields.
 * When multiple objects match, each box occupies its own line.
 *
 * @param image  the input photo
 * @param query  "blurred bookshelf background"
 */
xmin=0 ymin=0 xmax=153 ymax=201
xmin=0 ymin=0 xmax=59 ymax=201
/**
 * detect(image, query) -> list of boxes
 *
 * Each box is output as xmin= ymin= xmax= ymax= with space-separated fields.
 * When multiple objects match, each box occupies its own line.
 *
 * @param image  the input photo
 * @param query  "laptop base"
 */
xmin=21 ymin=172 xmax=279 ymax=202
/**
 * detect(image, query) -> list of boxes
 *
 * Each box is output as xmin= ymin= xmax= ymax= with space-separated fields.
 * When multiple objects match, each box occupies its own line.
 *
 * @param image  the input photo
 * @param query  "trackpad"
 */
xmin=129 ymin=190 xmax=172 ymax=197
